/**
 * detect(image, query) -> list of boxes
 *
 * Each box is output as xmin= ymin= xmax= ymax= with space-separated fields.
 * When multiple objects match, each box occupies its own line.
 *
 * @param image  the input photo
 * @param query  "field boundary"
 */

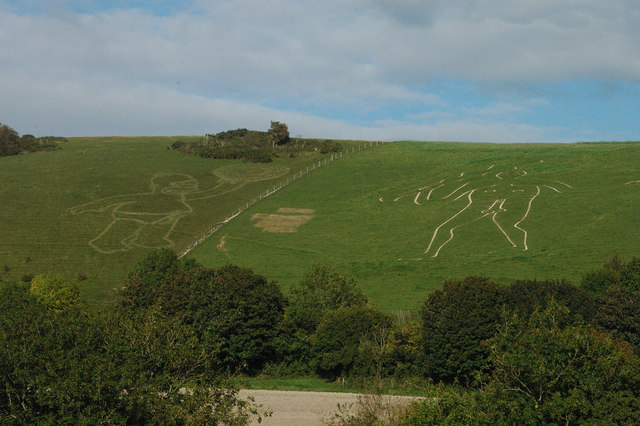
xmin=177 ymin=141 xmax=388 ymax=258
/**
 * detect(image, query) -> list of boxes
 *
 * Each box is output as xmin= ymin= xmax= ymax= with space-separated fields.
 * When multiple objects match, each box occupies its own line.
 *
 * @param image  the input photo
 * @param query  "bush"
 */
xmin=29 ymin=273 xmax=80 ymax=312
xmin=0 ymin=123 xmax=64 ymax=157
xmin=594 ymin=285 xmax=640 ymax=355
xmin=421 ymin=276 xmax=505 ymax=384
xmin=483 ymin=301 xmax=640 ymax=424
xmin=506 ymin=279 xmax=596 ymax=323
xmin=118 ymin=251 xmax=286 ymax=373
xmin=313 ymin=305 xmax=391 ymax=378
xmin=0 ymin=282 xmax=257 ymax=424
xmin=286 ymin=264 xmax=368 ymax=333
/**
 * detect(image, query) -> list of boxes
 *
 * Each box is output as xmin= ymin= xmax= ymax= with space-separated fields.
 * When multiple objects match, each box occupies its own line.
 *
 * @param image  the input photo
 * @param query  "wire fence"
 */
xmin=177 ymin=141 xmax=388 ymax=258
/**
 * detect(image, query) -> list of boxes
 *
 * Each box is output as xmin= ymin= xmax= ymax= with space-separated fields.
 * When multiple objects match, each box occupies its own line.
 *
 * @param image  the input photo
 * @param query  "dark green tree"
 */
xmin=582 ymin=267 xmax=621 ymax=293
xmin=268 ymin=121 xmax=289 ymax=148
xmin=118 ymin=251 xmax=286 ymax=373
xmin=421 ymin=276 xmax=505 ymax=383
xmin=118 ymin=248 xmax=186 ymax=310
xmin=505 ymin=279 xmax=596 ymax=323
xmin=181 ymin=265 xmax=286 ymax=373
xmin=286 ymin=264 xmax=368 ymax=333
xmin=312 ymin=305 xmax=391 ymax=378
xmin=0 ymin=123 xmax=20 ymax=156
xmin=594 ymin=285 xmax=640 ymax=355
xmin=484 ymin=300 xmax=640 ymax=424
xmin=619 ymin=257 xmax=640 ymax=291
xmin=0 ymin=281 xmax=256 ymax=424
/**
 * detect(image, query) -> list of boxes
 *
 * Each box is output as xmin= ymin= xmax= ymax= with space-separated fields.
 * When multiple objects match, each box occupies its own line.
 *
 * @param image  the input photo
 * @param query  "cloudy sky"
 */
xmin=1 ymin=0 xmax=639 ymax=142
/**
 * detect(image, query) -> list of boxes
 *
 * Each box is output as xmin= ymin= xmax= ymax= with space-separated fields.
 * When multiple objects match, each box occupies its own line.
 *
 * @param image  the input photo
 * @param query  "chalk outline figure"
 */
xmin=381 ymin=166 xmax=572 ymax=257
xmin=67 ymin=173 xmax=245 ymax=253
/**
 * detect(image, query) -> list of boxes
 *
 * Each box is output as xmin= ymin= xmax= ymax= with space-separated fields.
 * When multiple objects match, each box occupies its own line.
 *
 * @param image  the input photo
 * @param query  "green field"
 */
xmin=190 ymin=141 xmax=640 ymax=312
xmin=0 ymin=136 xmax=343 ymax=308
xmin=2 ymin=139 xmax=640 ymax=312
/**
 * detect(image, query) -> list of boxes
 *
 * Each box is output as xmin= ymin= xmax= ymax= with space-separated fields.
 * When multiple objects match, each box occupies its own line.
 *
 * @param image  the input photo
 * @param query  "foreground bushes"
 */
xmin=0 ymin=282 xmax=257 ymax=424
xmin=403 ymin=302 xmax=640 ymax=424
xmin=119 ymin=250 xmax=286 ymax=373
xmin=4 ymin=249 xmax=640 ymax=423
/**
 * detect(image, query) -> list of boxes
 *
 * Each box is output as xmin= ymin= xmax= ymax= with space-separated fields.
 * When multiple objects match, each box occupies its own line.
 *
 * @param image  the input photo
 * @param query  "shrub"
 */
xmin=118 ymin=251 xmax=286 ymax=373
xmin=313 ymin=305 xmax=391 ymax=378
xmin=421 ymin=276 xmax=505 ymax=384
xmin=30 ymin=273 xmax=80 ymax=312
xmin=286 ymin=264 xmax=368 ymax=333
xmin=506 ymin=279 xmax=597 ymax=323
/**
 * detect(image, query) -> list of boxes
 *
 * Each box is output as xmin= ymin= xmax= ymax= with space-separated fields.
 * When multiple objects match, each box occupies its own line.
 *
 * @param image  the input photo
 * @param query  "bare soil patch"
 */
xmin=251 ymin=208 xmax=315 ymax=233
xmin=240 ymin=390 xmax=422 ymax=425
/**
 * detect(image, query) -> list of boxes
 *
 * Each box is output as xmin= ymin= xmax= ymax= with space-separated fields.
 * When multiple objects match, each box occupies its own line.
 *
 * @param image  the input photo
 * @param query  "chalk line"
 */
xmin=513 ymin=185 xmax=541 ymax=251
xmin=426 ymin=189 xmax=475 ymax=256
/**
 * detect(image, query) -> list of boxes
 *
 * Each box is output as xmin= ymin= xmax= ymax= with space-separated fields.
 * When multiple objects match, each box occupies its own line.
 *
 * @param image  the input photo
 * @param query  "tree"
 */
xmin=118 ymin=251 xmax=286 ymax=373
xmin=619 ymin=257 xmax=640 ymax=290
xmin=118 ymin=248 xmax=186 ymax=310
xmin=0 ymin=281 xmax=260 ymax=424
xmin=582 ymin=267 xmax=621 ymax=293
xmin=421 ymin=276 xmax=505 ymax=383
xmin=183 ymin=265 xmax=286 ymax=373
xmin=313 ymin=305 xmax=391 ymax=378
xmin=268 ymin=121 xmax=289 ymax=148
xmin=594 ymin=285 xmax=640 ymax=355
xmin=286 ymin=264 xmax=368 ymax=333
xmin=581 ymin=254 xmax=640 ymax=293
xmin=505 ymin=279 xmax=596 ymax=323
xmin=29 ymin=272 xmax=80 ymax=312
xmin=0 ymin=123 xmax=20 ymax=156
xmin=483 ymin=300 xmax=640 ymax=424
xmin=404 ymin=302 xmax=640 ymax=425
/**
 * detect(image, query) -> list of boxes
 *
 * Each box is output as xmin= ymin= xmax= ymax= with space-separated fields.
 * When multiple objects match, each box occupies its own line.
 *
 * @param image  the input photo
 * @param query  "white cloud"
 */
xmin=0 ymin=1 xmax=638 ymax=140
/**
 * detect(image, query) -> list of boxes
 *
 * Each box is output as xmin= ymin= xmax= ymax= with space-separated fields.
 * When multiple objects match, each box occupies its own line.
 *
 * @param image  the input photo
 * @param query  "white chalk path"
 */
xmin=425 ymin=189 xmax=476 ymax=256
xmin=513 ymin=185 xmax=540 ymax=251
xmin=382 ymin=165 xmax=571 ymax=258
xmin=67 ymin=173 xmax=245 ymax=254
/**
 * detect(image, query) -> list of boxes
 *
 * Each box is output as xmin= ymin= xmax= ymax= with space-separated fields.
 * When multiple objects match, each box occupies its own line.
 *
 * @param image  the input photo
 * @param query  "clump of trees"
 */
xmin=0 ymin=276 xmax=261 ymax=424
xmin=403 ymin=301 xmax=640 ymax=424
xmin=0 ymin=122 xmax=65 ymax=157
xmin=268 ymin=121 xmax=289 ymax=148
xmin=118 ymin=250 xmax=286 ymax=374
xmin=3 ymin=249 xmax=640 ymax=424
xmin=171 ymin=122 xmax=340 ymax=163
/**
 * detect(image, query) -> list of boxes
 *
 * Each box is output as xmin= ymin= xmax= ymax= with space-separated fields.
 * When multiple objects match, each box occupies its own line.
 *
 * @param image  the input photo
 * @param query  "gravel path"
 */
xmin=239 ymin=389 xmax=421 ymax=425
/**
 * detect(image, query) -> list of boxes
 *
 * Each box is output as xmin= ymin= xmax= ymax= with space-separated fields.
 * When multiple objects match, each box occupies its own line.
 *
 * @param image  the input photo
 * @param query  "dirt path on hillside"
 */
xmin=239 ymin=390 xmax=422 ymax=425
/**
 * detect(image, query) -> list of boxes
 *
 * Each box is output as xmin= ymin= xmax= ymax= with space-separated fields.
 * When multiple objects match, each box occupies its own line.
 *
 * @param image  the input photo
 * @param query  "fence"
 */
xmin=177 ymin=141 xmax=387 ymax=258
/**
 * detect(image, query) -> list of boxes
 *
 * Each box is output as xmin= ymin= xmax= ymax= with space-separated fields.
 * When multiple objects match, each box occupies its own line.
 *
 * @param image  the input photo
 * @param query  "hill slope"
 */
xmin=0 ymin=136 xmax=342 ymax=307
xmin=190 ymin=141 xmax=640 ymax=311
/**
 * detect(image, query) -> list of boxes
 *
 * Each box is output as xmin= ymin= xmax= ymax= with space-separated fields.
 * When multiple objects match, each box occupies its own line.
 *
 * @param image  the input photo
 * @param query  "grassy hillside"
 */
xmin=0 ymin=136 xmax=342 ymax=308
xmin=190 ymin=141 xmax=640 ymax=312
xmin=3 ymin=138 xmax=639 ymax=312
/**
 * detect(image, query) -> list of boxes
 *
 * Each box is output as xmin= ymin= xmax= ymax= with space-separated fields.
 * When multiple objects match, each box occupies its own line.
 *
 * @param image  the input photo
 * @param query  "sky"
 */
xmin=1 ymin=0 xmax=639 ymax=142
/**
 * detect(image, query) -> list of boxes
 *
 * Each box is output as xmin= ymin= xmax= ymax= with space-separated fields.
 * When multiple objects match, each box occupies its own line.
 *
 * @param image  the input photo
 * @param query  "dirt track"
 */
xmin=239 ymin=390 xmax=421 ymax=425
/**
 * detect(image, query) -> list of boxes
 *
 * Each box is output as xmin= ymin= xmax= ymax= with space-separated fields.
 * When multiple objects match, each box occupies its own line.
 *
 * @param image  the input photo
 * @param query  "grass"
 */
xmin=0 ymin=136 xmax=347 ymax=308
xmin=3 ymin=138 xmax=640 ymax=313
xmin=190 ymin=141 xmax=640 ymax=312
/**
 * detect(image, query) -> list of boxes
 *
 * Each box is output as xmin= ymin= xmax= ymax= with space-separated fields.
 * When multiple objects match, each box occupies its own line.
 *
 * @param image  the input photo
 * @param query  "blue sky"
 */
xmin=1 ymin=0 xmax=639 ymax=142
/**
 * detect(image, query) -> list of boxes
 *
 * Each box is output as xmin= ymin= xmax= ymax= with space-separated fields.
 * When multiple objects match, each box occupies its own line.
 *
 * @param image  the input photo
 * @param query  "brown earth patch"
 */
xmin=251 ymin=211 xmax=314 ymax=233
xmin=239 ymin=390 xmax=424 ymax=425
xmin=216 ymin=235 xmax=227 ymax=251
